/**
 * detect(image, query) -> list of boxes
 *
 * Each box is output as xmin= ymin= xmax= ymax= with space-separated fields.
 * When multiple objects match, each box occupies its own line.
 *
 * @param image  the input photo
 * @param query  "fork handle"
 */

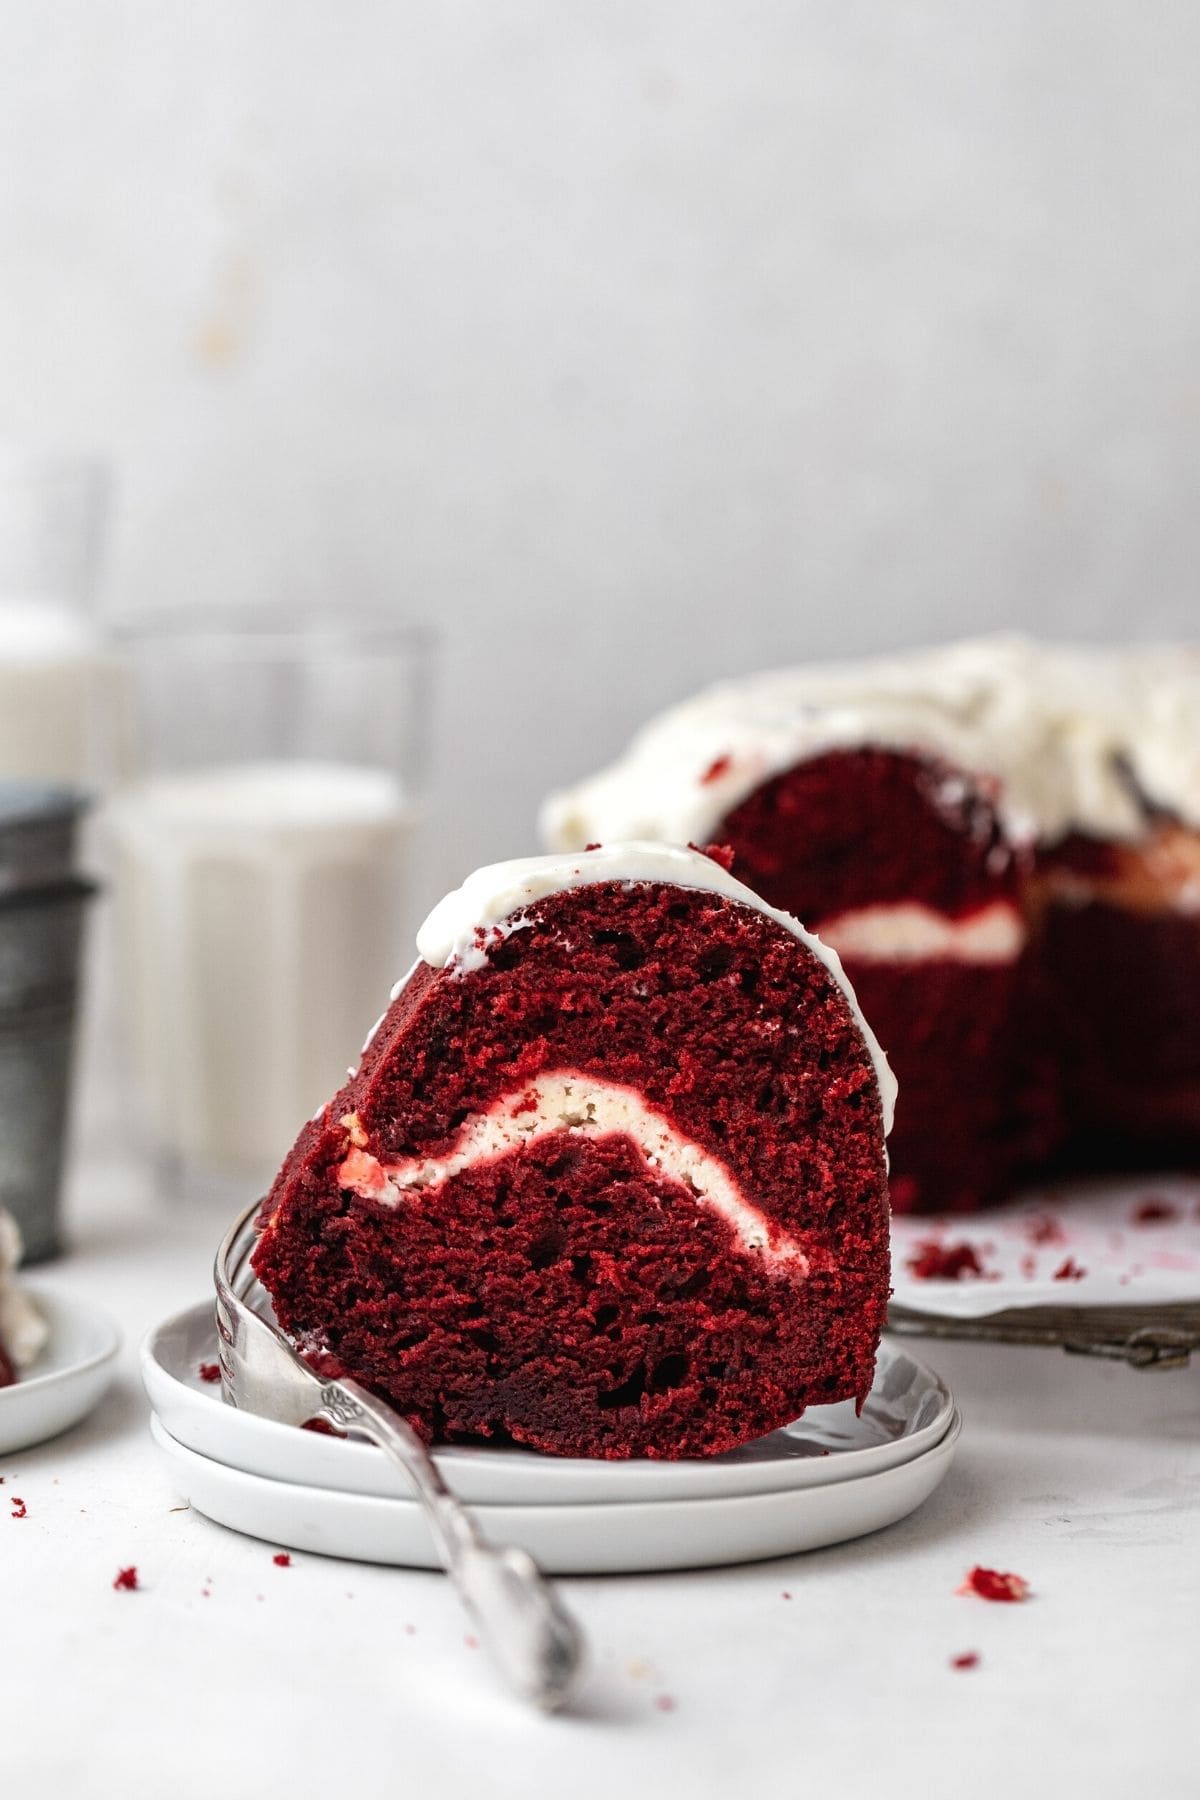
xmin=316 ymin=1378 xmax=586 ymax=1712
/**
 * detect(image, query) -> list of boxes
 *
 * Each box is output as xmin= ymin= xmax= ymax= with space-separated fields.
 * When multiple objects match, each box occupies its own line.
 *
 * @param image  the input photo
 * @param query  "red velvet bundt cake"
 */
xmin=543 ymin=638 xmax=1200 ymax=1212
xmin=252 ymin=843 xmax=895 ymax=1459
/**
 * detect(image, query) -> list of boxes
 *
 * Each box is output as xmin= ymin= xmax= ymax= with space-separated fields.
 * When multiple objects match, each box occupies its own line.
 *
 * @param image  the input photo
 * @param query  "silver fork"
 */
xmin=214 ymin=1201 xmax=586 ymax=1712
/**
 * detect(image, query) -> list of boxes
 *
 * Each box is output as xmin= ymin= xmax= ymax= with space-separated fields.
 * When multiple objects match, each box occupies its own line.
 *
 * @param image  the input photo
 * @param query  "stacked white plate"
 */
xmin=142 ymin=1302 xmax=961 ymax=1574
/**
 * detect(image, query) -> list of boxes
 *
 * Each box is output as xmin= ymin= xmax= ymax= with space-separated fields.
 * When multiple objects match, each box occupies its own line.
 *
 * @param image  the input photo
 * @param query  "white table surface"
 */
xmin=6 ymin=1158 xmax=1198 ymax=1800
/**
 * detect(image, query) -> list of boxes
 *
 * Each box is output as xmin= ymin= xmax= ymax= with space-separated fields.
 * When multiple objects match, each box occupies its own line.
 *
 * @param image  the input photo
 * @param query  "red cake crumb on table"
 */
xmin=959 ymin=1566 xmax=1030 ymax=1602
xmin=654 ymin=1694 xmax=678 ymax=1713
xmin=113 ymin=1566 xmax=139 ymax=1591
xmin=272 ymin=1552 xmax=292 ymax=1567
xmin=11 ymin=1496 xmax=27 ymax=1518
xmin=950 ymin=1651 xmax=981 ymax=1670
xmin=464 ymin=1634 xmax=479 ymax=1650
xmin=1053 ymin=1257 xmax=1087 ymax=1281
xmin=1133 ymin=1198 xmax=1179 ymax=1225
xmin=907 ymin=1240 xmax=991 ymax=1281
xmin=1025 ymin=1214 xmax=1066 ymax=1245
xmin=197 ymin=1361 xmax=221 ymax=1383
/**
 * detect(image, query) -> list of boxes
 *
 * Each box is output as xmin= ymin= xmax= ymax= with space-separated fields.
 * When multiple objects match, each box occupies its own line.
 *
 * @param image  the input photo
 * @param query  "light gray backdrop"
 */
xmin=2 ymin=2 xmax=1197 ymax=909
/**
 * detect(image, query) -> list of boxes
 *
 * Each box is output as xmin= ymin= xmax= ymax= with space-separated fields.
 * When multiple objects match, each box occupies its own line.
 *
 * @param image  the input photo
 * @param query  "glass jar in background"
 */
xmin=0 ymin=447 xmax=113 ymax=786
xmin=106 ymin=609 xmax=436 ymax=1199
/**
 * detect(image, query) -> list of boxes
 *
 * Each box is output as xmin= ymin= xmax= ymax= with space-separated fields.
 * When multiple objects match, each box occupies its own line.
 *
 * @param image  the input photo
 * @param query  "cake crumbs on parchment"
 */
xmin=700 ymin=755 xmax=732 ymax=786
xmin=1133 ymin=1198 xmax=1179 ymax=1225
xmin=653 ymin=1694 xmax=678 ymax=1713
xmin=958 ymin=1567 xmax=1030 ymax=1603
xmin=272 ymin=1552 xmax=292 ymax=1567
xmin=781 ymin=1591 xmax=792 ymax=1600
xmin=197 ymin=1362 xmax=221 ymax=1383
xmin=112 ymin=1566 xmax=139 ymax=1591
xmin=1025 ymin=1214 xmax=1066 ymax=1245
xmin=1053 ymin=1257 xmax=1087 ymax=1281
xmin=11 ymin=1496 xmax=27 ymax=1518
xmin=907 ymin=1240 xmax=994 ymax=1281
xmin=951 ymin=1651 xmax=981 ymax=1670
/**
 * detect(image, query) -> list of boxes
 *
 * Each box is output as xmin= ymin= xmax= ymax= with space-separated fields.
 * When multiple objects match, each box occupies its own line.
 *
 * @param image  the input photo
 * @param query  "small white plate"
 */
xmin=151 ymin=1407 xmax=961 ymax=1573
xmin=0 ymin=1289 xmax=121 ymax=1456
xmin=141 ymin=1301 xmax=954 ymax=1505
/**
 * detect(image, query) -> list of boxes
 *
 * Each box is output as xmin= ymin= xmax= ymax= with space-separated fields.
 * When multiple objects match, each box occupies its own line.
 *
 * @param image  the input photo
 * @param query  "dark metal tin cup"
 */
xmin=0 ymin=784 xmax=94 ymax=1263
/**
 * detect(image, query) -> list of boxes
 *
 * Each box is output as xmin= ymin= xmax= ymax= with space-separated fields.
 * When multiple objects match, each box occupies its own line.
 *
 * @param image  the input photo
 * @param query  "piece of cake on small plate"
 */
xmin=0 ymin=1210 xmax=48 ymax=1387
xmin=252 ymin=842 xmax=895 ymax=1460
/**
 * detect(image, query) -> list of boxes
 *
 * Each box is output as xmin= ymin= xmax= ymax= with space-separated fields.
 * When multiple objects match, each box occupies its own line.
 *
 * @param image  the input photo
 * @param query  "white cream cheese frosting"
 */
xmin=540 ymin=637 xmax=1200 ymax=853
xmin=415 ymin=841 xmax=896 ymax=1135
xmin=336 ymin=1073 xmax=818 ymax=1271
xmin=0 ymin=1210 xmax=48 ymax=1372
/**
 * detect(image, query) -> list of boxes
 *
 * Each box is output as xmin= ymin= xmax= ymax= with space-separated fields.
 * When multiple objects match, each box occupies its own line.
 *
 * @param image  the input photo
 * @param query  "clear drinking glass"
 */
xmin=0 ymin=447 xmax=112 ymax=785
xmin=106 ymin=608 xmax=436 ymax=1198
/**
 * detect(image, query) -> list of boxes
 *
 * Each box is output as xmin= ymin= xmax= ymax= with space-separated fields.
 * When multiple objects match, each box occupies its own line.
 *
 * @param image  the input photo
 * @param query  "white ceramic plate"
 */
xmin=0 ymin=1289 xmax=121 ymax=1455
xmin=141 ymin=1301 xmax=954 ymax=1505
xmin=151 ymin=1407 xmax=961 ymax=1573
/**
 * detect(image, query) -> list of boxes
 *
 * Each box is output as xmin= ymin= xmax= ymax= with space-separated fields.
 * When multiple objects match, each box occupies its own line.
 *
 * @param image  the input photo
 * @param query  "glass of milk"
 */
xmin=106 ymin=610 xmax=434 ymax=1196
xmin=0 ymin=448 xmax=113 ymax=785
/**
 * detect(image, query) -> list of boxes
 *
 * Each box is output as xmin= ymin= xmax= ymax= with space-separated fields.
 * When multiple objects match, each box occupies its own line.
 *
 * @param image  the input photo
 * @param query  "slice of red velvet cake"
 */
xmin=252 ymin=843 xmax=895 ymax=1460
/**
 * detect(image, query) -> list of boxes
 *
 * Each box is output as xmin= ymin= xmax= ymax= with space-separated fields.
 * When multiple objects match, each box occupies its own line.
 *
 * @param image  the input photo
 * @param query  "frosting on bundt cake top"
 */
xmin=541 ymin=637 xmax=1200 ymax=852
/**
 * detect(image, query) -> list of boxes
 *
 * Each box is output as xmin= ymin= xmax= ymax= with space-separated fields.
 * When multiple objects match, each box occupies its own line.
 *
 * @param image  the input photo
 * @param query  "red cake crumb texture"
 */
xmin=197 ymin=1361 xmax=221 ymax=1383
xmin=272 ymin=1552 xmax=292 ymax=1567
xmin=718 ymin=748 xmax=1032 ymax=1214
xmin=252 ymin=868 xmax=891 ymax=1460
xmin=1053 ymin=1257 xmax=1087 ymax=1281
xmin=951 ymin=1651 xmax=981 ymax=1670
xmin=11 ymin=1496 xmax=27 ymax=1519
xmin=959 ymin=1567 xmax=1031 ymax=1603
xmin=907 ymin=1239 xmax=992 ymax=1282
xmin=113 ymin=1566 xmax=139 ymax=1591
